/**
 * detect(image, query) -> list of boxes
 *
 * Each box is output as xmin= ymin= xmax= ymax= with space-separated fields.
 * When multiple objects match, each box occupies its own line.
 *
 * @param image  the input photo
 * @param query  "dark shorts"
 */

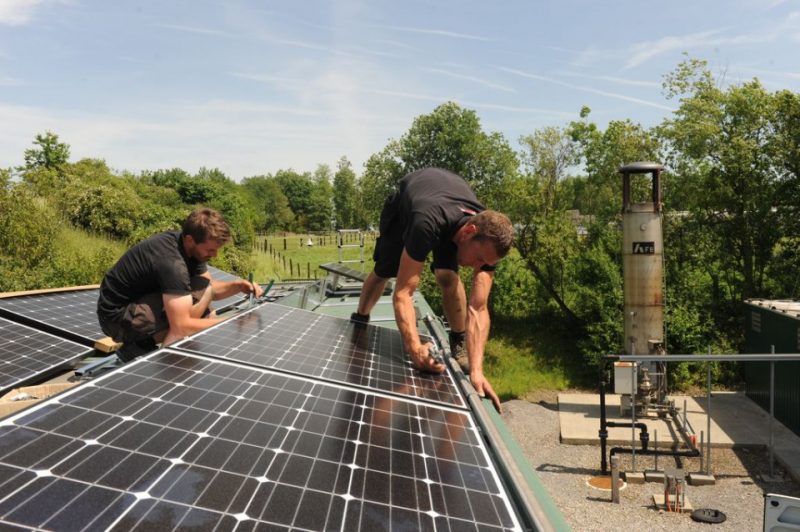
xmin=373 ymin=193 xmax=458 ymax=278
xmin=101 ymin=276 xmax=211 ymax=343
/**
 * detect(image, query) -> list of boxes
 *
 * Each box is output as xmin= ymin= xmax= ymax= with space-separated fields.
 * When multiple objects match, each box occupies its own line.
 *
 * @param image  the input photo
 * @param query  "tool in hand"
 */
xmin=428 ymin=344 xmax=445 ymax=363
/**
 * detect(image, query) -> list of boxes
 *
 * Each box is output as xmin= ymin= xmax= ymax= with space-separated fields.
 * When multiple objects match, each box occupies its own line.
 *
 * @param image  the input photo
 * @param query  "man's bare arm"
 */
xmin=162 ymin=293 xmax=224 ymax=344
xmin=466 ymin=269 xmax=501 ymax=411
xmin=394 ymin=250 xmax=445 ymax=373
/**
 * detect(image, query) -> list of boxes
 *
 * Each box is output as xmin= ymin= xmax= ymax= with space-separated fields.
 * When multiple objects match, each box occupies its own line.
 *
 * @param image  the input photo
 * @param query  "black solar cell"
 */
xmin=175 ymin=303 xmax=466 ymax=408
xmin=0 ymin=350 xmax=520 ymax=530
xmin=0 ymin=317 xmax=91 ymax=394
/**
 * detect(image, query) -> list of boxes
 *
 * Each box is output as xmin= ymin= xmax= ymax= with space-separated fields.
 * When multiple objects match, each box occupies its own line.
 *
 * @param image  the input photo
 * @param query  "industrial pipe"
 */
xmin=609 ymin=446 xmax=700 ymax=460
xmin=607 ymin=421 xmax=650 ymax=451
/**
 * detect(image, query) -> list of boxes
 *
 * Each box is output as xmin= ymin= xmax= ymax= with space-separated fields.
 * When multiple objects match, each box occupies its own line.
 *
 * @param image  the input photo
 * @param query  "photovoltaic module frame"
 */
xmin=175 ymin=303 xmax=466 ymax=409
xmin=0 ymin=349 xmax=521 ymax=531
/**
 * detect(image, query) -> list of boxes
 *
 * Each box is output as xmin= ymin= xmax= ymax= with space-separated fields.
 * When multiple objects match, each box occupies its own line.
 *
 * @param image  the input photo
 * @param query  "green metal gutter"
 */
xmin=448 ymin=358 xmax=571 ymax=532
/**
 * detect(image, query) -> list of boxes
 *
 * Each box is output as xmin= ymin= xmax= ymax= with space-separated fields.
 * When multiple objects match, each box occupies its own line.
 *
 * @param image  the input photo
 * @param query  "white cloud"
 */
xmin=623 ymin=28 xmax=779 ymax=70
xmin=374 ymin=24 xmax=493 ymax=42
xmin=371 ymin=39 xmax=422 ymax=53
xmin=0 ymin=76 xmax=23 ymax=86
xmin=497 ymin=66 xmax=674 ymax=111
xmin=560 ymin=72 xmax=661 ymax=89
xmin=157 ymin=23 xmax=230 ymax=37
xmin=0 ymin=0 xmax=43 ymax=25
xmin=423 ymin=67 xmax=516 ymax=93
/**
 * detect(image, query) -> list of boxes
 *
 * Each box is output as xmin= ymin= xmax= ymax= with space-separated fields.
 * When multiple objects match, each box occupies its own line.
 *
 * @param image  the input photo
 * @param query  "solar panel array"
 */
xmin=0 ymin=317 xmax=91 ymax=394
xmin=177 ymin=303 xmax=465 ymax=408
xmin=0 ymin=289 xmax=104 ymax=345
xmin=0 ymin=349 xmax=520 ymax=530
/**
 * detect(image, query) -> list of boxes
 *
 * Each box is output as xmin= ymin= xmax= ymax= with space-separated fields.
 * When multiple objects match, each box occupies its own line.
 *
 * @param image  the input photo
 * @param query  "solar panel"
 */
xmin=175 ymin=303 xmax=466 ymax=408
xmin=319 ymin=262 xmax=369 ymax=282
xmin=0 ymin=289 xmax=104 ymax=345
xmin=0 ymin=317 xmax=91 ymax=394
xmin=0 ymin=349 xmax=520 ymax=530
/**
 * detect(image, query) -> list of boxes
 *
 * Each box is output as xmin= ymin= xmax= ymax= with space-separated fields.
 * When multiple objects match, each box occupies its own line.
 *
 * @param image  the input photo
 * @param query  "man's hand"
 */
xmin=240 ymin=279 xmax=263 ymax=298
xmin=471 ymin=371 xmax=501 ymax=413
xmin=409 ymin=342 xmax=446 ymax=374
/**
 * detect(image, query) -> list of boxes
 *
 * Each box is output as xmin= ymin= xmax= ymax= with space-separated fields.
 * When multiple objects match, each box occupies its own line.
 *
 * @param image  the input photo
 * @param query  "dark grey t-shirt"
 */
xmin=396 ymin=168 xmax=490 ymax=270
xmin=97 ymin=231 xmax=207 ymax=322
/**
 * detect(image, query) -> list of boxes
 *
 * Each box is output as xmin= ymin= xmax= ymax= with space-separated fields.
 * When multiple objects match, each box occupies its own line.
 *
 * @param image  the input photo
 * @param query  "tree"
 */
xmin=511 ymin=126 xmax=582 ymax=322
xmin=22 ymin=131 xmax=70 ymax=171
xmin=568 ymin=107 xmax=661 ymax=220
xmin=659 ymin=58 xmax=787 ymax=302
xmin=275 ymin=169 xmax=315 ymax=231
xmin=307 ymin=165 xmax=334 ymax=231
xmin=333 ymin=157 xmax=360 ymax=229
xmin=241 ymin=175 xmax=294 ymax=232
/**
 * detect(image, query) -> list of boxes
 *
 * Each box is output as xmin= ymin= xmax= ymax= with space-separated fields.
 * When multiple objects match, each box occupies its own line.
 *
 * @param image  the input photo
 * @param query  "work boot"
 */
xmin=451 ymin=342 xmax=469 ymax=373
xmin=116 ymin=337 xmax=158 ymax=363
xmin=350 ymin=312 xmax=370 ymax=327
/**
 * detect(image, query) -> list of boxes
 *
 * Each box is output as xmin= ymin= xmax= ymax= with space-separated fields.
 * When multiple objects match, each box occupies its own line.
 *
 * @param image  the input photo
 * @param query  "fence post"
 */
xmin=283 ymin=238 xmax=287 ymax=250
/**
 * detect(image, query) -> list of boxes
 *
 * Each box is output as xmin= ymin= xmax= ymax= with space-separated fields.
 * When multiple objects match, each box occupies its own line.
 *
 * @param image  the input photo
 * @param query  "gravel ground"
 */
xmin=500 ymin=395 xmax=800 ymax=531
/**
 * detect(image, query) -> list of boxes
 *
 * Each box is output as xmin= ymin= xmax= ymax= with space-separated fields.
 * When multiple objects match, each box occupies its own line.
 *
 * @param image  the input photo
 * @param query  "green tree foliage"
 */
xmin=64 ymin=183 xmax=146 ymax=240
xmin=241 ymin=175 xmax=294 ymax=232
xmin=22 ymin=131 xmax=70 ymax=171
xmin=512 ymin=127 xmax=582 ymax=321
xmin=333 ymin=157 xmax=361 ymax=229
xmin=145 ymin=167 xmax=256 ymax=248
xmin=360 ymin=142 xmax=404 ymax=225
xmin=275 ymin=169 xmax=315 ymax=230
xmin=569 ymin=107 xmax=661 ymax=220
xmin=659 ymin=58 xmax=794 ymax=304
xmin=307 ymin=165 xmax=334 ymax=232
xmin=0 ymin=181 xmax=61 ymax=290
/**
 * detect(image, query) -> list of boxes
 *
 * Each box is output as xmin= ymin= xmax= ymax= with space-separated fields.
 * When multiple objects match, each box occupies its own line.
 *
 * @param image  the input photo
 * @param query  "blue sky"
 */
xmin=1 ymin=0 xmax=798 ymax=180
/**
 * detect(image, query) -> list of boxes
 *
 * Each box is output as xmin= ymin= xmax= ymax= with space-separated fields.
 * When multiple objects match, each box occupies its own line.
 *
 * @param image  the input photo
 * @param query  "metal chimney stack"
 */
xmin=620 ymin=162 xmax=665 ymax=400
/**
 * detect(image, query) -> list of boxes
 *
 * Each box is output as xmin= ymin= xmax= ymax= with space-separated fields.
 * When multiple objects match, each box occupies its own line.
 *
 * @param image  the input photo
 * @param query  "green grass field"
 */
xmin=250 ymin=232 xmax=376 ymax=283
xmin=250 ymin=233 xmax=574 ymax=398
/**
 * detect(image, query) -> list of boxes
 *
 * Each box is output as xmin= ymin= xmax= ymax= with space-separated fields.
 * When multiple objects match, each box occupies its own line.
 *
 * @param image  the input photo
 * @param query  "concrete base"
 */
xmin=558 ymin=392 xmax=800 ymax=485
xmin=687 ymin=473 xmax=716 ymax=486
xmin=645 ymin=471 xmax=666 ymax=483
xmin=653 ymin=494 xmax=694 ymax=513
xmin=624 ymin=472 xmax=645 ymax=484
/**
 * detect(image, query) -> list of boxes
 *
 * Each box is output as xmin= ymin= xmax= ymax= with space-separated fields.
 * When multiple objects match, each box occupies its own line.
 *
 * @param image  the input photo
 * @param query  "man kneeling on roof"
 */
xmin=96 ymin=207 xmax=262 ymax=361
xmin=350 ymin=167 xmax=513 ymax=411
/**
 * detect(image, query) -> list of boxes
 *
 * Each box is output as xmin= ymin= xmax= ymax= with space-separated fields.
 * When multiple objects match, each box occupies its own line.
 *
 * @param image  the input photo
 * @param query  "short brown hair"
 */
xmin=182 ymin=208 xmax=231 ymax=244
xmin=471 ymin=210 xmax=514 ymax=257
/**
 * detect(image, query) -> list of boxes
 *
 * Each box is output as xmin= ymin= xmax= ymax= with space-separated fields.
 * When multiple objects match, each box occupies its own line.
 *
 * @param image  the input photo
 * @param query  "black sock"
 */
xmin=449 ymin=330 xmax=465 ymax=347
xmin=350 ymin=312 xmax=370 ymax=323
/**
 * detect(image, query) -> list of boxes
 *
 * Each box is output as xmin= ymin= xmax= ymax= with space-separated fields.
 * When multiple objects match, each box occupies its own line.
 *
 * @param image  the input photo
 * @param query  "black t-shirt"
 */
xmin=97 ymin=231 xmax=207 ymax=322
xmin=396 ymin=168 xmax=489 ymax=267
